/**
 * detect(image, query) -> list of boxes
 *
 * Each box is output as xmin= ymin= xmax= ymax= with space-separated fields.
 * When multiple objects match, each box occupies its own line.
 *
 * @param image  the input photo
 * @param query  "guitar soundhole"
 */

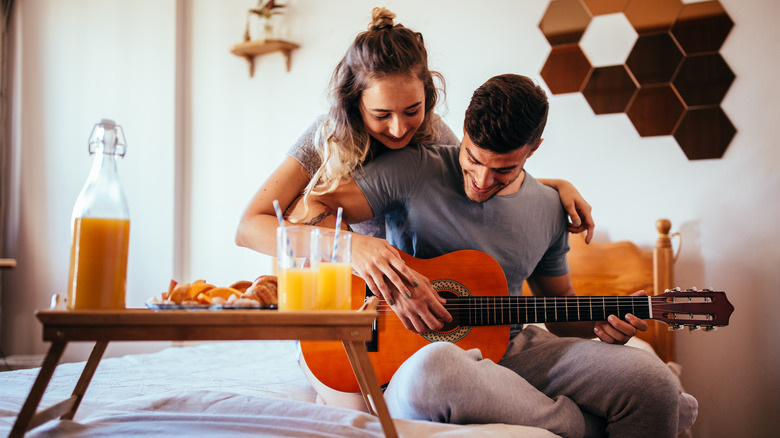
xmin=421 ymin=279 xmax=472 ymax=343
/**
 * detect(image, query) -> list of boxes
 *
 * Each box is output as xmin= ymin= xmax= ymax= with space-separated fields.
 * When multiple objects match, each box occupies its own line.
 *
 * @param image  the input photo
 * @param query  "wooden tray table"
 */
xmin=10 ymin=297 xmax=397 ymax=438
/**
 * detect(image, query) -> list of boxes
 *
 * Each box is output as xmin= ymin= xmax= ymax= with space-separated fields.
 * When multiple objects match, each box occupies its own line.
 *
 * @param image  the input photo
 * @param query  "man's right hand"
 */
xmin=350 ymin=233 xmax=452 ymax=333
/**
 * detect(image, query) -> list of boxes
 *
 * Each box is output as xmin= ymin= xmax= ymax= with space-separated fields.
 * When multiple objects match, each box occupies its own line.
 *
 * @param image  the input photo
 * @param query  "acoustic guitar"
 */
xmin=300 ymin=249 xmax=733 ymax=393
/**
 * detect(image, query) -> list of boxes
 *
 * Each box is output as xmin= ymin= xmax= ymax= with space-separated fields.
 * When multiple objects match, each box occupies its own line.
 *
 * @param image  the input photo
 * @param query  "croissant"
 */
xmin=229 ymin=280 xmax=253 ymax=294
xmin=241 ymin=275 xmax=278 ymax=306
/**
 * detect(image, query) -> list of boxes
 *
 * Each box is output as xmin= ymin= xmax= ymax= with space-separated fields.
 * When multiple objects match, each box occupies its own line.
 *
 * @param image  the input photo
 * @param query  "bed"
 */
xmin=0 ymin=219 xmax=688 ymax=437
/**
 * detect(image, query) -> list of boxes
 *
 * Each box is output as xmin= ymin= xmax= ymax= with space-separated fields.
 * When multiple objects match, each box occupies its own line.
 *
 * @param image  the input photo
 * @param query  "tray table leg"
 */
xmin=342 ymin=340 xmax=397 ymax=438
xmin=9 ymin=341 xmax=67 ymax=438
xmin=61 ymin=340 xmax=108 ymax=420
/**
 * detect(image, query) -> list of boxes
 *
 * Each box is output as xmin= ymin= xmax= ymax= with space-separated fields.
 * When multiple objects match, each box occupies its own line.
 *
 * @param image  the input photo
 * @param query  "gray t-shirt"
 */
xmin=287 ymin=115 xmax=460 ymax=237
xmin=354 ymin=143 xmax=570 ymax=298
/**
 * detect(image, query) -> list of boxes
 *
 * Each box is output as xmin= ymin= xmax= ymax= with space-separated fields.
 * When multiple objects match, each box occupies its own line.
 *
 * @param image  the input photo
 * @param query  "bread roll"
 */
xmin=241 ymin=275 xmax=278 ymax=306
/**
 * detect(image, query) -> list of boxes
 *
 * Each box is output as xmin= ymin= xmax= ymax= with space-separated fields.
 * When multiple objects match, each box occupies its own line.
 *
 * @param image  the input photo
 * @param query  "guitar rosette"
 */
xmin=422 ymin=279 xmax=472 ymax=343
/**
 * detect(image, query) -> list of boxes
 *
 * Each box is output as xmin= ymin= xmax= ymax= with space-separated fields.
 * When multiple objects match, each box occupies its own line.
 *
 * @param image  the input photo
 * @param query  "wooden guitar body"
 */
xmin=300 ymin=250 xmax=510 ymax=393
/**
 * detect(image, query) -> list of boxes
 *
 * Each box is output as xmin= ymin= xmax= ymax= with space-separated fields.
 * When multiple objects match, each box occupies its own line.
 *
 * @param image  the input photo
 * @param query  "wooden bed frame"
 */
xmin=566 ymin=218 xmax=678 ymax=363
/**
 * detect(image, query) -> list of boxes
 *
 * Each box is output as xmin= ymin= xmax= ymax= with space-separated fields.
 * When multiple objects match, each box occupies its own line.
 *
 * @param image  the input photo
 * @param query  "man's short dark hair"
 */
xmin=464 ymin=74 xmax=549 ymax=154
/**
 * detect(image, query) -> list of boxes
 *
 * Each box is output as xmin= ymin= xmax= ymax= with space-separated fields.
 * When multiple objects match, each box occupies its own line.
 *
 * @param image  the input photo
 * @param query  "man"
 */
xmin=303 ymin=74 xmax=697 ymax=437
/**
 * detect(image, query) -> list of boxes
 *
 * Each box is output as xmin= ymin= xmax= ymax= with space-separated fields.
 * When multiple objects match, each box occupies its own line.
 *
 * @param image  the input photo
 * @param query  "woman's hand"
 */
xmin=350 ymin=233 xmax=451 ymax=333
xmin=539 ymin=178 xmax=595 ymax=244
xmin=388 ymin=269 xmax=452 ymax=333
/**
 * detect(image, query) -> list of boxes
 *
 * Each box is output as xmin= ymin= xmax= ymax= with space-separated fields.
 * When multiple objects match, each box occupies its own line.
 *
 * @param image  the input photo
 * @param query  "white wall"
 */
xmin=2 ymin=0 xmax=778 ymax=436
xmin=2 ymin=0 xmax=179 ymax=359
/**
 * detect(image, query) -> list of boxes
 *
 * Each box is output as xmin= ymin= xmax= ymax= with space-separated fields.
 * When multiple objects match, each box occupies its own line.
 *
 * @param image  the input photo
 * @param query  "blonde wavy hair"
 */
xmin=303 ymin=7 xmax=444 ymax=208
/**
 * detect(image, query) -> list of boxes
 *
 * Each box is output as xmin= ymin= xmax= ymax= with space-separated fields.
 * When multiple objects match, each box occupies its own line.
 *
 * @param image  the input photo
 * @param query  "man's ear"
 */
xmin=527 ymin=138 xmax=543 ymax=158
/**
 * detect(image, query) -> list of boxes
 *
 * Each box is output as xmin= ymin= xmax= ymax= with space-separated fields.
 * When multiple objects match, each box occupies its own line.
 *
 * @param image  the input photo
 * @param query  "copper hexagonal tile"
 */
xmin=674 ymin=106 xmax=736 ymax=159
xmin=582 ymin=65 xmax=638 ymax=114
xmin=624 ymin=0 xmax=682 ymax=35
xmin=582 ymin=0 xmax=628 ymax=16
xmin=626 ymin=32 xmax=684 ymax=85
xmin=672 ymin=1 xmax=733 ymax=55
xmin=541 ymin=44 xmax=593 ymax=94
xmin=539 ymin=0 xmax=593 ymax=46
xmin=626 ymin=84 xmax=685 ymax=136
xmin=673 ymin=53 xmax=735 ymax=107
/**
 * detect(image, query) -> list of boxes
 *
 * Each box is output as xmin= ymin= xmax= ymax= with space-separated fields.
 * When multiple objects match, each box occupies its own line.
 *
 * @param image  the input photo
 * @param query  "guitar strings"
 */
xmin=371 ymin=296 xmax=659 ymax=310
xmin=371 ymin=297 xmax=660 ymax=310
xmin=371 ymin=296 xmax=657 ymax=325
xmin=368 ymin=295 xmax=712 ymax=328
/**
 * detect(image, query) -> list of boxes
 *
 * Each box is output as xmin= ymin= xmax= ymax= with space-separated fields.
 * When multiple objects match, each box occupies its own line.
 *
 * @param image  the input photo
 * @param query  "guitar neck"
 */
xmin=447 ymin=296 xmax=652 ymax=326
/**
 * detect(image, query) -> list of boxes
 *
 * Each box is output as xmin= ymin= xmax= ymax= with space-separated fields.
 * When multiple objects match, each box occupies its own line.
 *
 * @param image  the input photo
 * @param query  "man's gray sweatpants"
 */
xmin=384 ymin=325 xmax=697 ymax=438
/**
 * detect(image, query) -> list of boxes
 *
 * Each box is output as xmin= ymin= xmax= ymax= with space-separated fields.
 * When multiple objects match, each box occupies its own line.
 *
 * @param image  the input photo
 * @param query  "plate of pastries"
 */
xmin=146 ymin=275 xmax=278 ymax=310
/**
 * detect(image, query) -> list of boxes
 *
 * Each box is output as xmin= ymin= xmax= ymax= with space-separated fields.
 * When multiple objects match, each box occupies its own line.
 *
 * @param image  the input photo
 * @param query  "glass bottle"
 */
xmin=67 ymin=119 xmax=130 ymax=309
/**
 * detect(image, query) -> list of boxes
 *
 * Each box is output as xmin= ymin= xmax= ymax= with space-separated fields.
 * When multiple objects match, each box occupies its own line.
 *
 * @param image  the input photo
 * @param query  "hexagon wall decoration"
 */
xmin=582 ymin=65 xmax=637 ymax=114
xmin=539 ymin=0 xmax=736 ymax=160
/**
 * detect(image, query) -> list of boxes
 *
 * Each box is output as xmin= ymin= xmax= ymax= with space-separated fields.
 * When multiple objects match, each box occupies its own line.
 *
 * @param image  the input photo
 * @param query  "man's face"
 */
xmin=458 ymin=133 xmax=539 ymax=203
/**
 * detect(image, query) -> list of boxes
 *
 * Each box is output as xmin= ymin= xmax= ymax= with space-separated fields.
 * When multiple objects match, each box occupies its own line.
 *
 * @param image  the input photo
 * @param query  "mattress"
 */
xmin=0 ymin=340 xmax=559 ymax=437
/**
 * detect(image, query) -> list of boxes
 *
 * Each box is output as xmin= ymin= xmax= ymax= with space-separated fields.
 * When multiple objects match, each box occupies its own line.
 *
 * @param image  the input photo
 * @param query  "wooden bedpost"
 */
xmin=653 ymin=218 xmax=676 ymax=362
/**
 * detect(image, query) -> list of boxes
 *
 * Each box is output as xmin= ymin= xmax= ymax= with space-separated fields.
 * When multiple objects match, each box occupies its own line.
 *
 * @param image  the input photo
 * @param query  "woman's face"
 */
xmin=359 ymin=74 xmax=426 ymax=150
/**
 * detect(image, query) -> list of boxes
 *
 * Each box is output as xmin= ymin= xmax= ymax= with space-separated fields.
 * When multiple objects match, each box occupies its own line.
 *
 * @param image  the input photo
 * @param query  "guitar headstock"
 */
xmin=653 ymin=287 xmax=734 ymax=331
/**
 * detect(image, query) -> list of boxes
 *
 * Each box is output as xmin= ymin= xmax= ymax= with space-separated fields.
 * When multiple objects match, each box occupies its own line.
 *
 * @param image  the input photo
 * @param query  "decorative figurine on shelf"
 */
xmin=245 ymin=0 xmax=286 ymax=42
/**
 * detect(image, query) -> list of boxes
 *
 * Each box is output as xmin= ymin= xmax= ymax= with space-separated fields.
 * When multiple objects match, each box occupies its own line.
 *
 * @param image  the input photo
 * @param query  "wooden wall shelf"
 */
xmin=230 ymin=39 xmax=300 ymax=77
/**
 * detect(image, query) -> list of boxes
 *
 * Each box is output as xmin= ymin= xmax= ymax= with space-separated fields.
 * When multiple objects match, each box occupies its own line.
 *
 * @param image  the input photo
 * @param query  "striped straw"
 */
xmin=273 ymin=200 xmax=295 ymax=268
xmin=332 ymin=207 xmax=343 ymax=263
xmin=272 ymin=200 xmax=285 ymax=227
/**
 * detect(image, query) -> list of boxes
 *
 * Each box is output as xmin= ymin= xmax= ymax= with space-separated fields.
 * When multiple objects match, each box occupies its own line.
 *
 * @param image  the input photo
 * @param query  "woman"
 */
xmin=235 ymin=7 xmax=593 ymax=304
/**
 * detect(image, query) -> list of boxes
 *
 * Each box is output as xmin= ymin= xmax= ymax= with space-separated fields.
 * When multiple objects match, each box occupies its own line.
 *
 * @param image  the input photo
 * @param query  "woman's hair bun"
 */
xmin=369 ymin=7 xmax=396 ymax=30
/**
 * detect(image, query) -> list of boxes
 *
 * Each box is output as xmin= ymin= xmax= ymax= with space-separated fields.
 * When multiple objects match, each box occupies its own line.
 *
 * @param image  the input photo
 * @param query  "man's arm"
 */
xmin=526 ymin=273 xmax=648 ymax=343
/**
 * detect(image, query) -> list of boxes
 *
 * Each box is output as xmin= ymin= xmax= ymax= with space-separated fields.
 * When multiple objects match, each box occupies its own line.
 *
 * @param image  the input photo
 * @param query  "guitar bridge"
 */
xmin=365 ymin=288 xmax=379 ymax=352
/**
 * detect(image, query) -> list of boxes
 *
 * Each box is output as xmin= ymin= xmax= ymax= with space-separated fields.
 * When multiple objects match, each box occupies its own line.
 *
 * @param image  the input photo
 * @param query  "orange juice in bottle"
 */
xmin=68 ymin=217 xmax=130 ymax=309
xmin=67 ymin=119 xmax=130 ymax=310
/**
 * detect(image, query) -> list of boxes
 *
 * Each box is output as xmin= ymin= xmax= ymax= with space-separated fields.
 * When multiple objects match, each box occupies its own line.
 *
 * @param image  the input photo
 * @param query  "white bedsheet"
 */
xmin=0 ymin=341 xmax=558 ymax=437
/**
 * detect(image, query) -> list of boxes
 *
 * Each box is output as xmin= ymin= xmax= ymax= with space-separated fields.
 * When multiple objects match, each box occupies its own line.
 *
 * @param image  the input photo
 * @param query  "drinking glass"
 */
xmin=276 ymin=226 xmax=319 ymax=311
xmin=316 ymin=230 xmax=352 ymax=310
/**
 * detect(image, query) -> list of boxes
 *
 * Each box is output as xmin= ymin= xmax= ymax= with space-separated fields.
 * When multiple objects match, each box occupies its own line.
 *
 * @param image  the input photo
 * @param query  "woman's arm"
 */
xmin=235 ymin=156 xmax=313 ymax=255
xmin=537 ymin=178 xmax=595 ymax=243
xmin=286 ymin=181 xmax=451 ymax=333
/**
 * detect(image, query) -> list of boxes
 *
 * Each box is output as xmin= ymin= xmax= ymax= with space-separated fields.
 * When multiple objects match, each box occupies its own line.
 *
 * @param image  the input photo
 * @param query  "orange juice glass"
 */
xmin=278 ymin=267 xmax=318 ymax=310
xmin=277 ymin=226 xmax=319 ymax=311
xmin=316 ymin=231 xmax=352 ymax=310
xmin=67 ymin=217 xmax=130 ymax=309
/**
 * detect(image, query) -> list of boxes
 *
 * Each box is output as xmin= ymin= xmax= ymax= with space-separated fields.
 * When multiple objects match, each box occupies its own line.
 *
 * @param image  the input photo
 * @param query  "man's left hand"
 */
xmin=593 ymin=290 xmax=649 ymax=344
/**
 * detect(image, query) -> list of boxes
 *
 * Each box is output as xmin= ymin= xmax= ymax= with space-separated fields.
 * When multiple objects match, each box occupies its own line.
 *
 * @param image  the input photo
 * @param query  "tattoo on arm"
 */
xmin=303 ymin=211 xmax=333 ymax=226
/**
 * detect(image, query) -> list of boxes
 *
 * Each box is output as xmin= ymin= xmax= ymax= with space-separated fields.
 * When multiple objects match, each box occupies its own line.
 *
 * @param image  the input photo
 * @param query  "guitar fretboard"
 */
xmin=446 ymin=296 xmax=652 ymax=326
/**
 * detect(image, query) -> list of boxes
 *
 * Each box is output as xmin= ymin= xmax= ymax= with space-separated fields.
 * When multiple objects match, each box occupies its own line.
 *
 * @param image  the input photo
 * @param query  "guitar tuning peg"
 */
xmin=688 ymin=287 xmax=698 ymax=292
xmin=687 ymin=325 xmax=701 ymax=332
xmin=703 ymin=326 xmax=716 ymax=332
xmin=672 ymin=287 xmax=682 ymax=292
xmin=668 ymin=324 xmax=683 ymax=331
